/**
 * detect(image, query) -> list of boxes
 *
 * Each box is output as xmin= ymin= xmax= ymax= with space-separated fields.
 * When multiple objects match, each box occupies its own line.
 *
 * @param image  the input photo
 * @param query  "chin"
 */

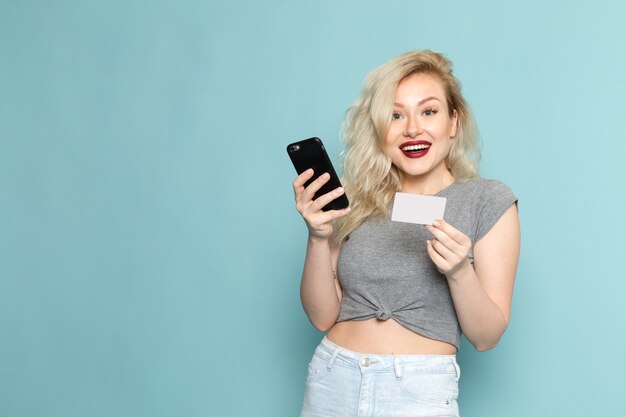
xmin=395 ymin=163 xmax=431 ymax=178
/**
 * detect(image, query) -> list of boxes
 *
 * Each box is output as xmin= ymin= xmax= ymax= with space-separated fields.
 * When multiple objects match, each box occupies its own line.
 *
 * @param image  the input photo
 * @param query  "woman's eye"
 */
xmin=392 ymin=112 xmax=402 ymax=120
xmin=422 ymin=108 xmax=438 ymax=116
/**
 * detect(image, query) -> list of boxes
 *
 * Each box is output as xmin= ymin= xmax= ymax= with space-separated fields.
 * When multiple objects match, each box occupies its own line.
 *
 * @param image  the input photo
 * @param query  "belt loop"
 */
xmin=451 ymin=358 xmax=461 ymax=382
xmin=327 ymin=347 xmax=341 ymax=371
xmin=394 ymin=357 xmax=402 ymax=379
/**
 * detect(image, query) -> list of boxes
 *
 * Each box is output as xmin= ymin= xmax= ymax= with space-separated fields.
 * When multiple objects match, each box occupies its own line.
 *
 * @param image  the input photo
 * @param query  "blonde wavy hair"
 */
xmin=333 ymin=50 xmax=480 ymax=243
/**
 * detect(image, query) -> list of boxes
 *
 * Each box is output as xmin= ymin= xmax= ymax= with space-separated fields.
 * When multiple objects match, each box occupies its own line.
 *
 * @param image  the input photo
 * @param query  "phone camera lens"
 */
xmin=290 ymin=145 xmax=300 ymax=152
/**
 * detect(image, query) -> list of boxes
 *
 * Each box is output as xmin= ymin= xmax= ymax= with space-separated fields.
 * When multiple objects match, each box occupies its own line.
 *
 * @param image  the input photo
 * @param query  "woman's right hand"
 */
xmin=292 ymin=169 xmax=351 ymax=240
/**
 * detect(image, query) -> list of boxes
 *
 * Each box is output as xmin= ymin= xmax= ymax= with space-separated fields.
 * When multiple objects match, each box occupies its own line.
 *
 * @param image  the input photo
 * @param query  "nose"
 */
xmin=403 ymin=117 xmax=422 ymax=138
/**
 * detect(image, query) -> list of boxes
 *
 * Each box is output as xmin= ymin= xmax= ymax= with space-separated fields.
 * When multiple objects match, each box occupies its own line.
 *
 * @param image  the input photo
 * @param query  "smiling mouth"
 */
xmin=400 ymin=141 xmax=431 ymax=158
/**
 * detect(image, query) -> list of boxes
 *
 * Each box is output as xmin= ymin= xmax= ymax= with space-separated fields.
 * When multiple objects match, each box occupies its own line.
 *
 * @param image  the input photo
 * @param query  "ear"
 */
xmin=450 ymin=109 xmax=458 ymax=138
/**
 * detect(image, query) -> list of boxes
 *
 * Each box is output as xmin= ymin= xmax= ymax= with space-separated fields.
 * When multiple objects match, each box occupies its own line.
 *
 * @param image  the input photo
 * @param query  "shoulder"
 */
xmin=446 ymin=177 xmax=517 ymax=243
xmin=454 ymin=177 xmax=515 ymax=197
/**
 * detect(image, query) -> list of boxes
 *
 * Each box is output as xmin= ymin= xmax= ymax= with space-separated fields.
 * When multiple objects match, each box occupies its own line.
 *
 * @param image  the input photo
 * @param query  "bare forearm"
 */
xmin=426 ymin=210 xmax=519 ymax=352
xmin=300 ymin=236 xmax=341 ymax=332
xmin=447 ymin=263 xmax=508 ymax=351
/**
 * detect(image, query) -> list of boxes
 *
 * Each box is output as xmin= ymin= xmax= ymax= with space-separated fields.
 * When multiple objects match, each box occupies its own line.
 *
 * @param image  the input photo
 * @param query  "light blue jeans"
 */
xmin=301 ymin=337 xmax=461 ymax=417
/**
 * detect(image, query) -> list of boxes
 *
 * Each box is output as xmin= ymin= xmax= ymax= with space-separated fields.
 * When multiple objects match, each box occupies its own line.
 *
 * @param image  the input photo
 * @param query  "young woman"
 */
xmin=292 ymin=50 xmax=520 ymax=417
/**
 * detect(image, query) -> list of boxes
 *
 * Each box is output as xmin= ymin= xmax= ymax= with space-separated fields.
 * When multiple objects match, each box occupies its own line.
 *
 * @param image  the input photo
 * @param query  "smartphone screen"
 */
xmin=287 ymin=137 xmax=349 ymax=211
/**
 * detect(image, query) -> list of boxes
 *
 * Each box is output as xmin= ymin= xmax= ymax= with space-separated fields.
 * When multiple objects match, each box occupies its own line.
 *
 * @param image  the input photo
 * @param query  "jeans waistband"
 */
xmin=315 ymin=337 xmax=460 ymax=380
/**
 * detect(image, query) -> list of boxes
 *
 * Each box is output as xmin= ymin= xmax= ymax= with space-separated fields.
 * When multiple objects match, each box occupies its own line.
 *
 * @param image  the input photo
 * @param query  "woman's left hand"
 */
xmin=424 ymin=220 xmax=472 ymax=278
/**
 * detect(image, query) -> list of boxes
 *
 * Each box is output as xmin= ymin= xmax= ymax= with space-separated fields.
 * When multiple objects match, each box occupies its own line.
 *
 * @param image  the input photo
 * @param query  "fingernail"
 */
xmin=432 ymin=221 xmax=440 ymax=228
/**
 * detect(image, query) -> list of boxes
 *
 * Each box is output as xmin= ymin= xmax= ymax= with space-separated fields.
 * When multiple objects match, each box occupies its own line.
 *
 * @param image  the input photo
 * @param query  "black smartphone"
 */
xmin=286 ymin=137 xmax=349 ymax=211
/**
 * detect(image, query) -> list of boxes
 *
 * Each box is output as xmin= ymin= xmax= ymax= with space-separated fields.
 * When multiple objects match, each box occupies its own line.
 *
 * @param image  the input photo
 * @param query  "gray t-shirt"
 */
xmin=336 ymin=178 xmax=517 ymax=350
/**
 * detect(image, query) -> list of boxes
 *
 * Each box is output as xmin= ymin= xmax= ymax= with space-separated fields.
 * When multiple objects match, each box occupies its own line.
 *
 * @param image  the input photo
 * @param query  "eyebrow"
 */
xmin=393 ymin=96 xmax=441 ymax=107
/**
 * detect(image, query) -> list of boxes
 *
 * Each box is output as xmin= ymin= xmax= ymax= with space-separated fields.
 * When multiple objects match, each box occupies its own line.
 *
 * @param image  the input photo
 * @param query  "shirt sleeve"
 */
xmin=475 ymin=179 xmax=518 ymax=243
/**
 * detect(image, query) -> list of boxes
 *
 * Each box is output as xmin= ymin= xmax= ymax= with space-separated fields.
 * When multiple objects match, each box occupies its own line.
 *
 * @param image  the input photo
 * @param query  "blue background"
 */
xmin=1 ymin=1 xmax=625 ymax=416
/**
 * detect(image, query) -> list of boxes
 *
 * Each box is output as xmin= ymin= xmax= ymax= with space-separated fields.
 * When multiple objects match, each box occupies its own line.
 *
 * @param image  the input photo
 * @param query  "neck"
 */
xmin=400 ymin=167 xmax=455 ymax=195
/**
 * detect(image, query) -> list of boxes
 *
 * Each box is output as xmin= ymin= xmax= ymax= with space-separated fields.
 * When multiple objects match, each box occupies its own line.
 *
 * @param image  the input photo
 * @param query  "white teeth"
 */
xmin=401 ymin=144 xmax=430 ymax=151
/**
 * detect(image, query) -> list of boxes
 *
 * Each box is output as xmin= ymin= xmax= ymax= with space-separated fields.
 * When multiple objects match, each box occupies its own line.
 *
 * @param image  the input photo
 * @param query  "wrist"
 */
xmin=446 ymin=258 xmax=474 ymax=282
xmin=308 ymin=234 xmax=331 ymax=246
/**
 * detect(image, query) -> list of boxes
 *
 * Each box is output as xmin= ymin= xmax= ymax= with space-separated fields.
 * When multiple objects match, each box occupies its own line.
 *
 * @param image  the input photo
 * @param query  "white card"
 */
xmin=391 ymin=192 xmax=447 ymax=225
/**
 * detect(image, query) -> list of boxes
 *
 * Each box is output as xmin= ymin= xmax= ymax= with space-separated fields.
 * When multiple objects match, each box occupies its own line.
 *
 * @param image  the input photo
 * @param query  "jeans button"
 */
xmin=361 ymin=357 xmax=371 ymax=367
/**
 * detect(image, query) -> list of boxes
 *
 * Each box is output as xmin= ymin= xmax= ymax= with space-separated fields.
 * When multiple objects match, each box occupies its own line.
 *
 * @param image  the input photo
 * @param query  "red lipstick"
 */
xmin=399 ymin=140 xmax=432 ymax=159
